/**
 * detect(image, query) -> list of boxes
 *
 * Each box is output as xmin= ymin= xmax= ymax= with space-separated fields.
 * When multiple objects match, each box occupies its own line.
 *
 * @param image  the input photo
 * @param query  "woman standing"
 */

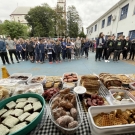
xmin=54 ymin=41 xmax=61 ymax=63
xmin=66 ymin=39 xmax=72 ymax=61
xmin=84 ymin=39 xmax=90 ymax=59
xmin=95 ymin=32 xmax=105 ymax=61
xmin=47 ymin=40 xmax=53 ymax=64
xmin=71 ymin=39 xmax=75 ymax=60
xmin=16 ymin=40 xmax=22 ymax=61
xmin=61 ymin=38 xmax=67 ymax=61
xmin=34 ymin=39 xmax=40 ymax=63
xmin=21 ymin=39 xmax=26 ymax=61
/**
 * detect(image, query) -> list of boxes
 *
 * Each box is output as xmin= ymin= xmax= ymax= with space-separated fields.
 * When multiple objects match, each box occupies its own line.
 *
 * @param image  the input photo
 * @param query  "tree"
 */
xmin=2 ymin=20 xmax=28 ymax=39
xmin=25 ymin=3 xmax=64 ymax=37
xmin=78 ymin=31 xmax=86 ymax=38
xmin=67 ymin=6 xmax=82 ymax=38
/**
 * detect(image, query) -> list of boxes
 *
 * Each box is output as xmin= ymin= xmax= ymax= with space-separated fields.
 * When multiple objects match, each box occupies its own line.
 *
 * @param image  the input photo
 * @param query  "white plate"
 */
xmin=73 ymin=86 xmax=86 ymax=94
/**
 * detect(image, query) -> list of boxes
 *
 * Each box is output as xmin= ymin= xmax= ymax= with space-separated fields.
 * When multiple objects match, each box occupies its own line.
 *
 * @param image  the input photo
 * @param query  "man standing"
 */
xmin=75 ymin=37 xmax=81 ymax=59
xmin=0 ymin=37 xmax=10 ymax=65
xmin=5 ymin=36 xmax=19 ymax=64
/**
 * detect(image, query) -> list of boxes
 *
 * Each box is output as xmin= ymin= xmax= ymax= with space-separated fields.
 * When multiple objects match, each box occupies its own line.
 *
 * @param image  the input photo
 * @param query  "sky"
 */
xmin=0 ymin=0 xmax=120 ymax=33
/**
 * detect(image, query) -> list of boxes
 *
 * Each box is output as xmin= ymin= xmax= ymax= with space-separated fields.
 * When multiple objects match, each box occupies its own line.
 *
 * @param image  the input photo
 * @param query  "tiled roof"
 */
xmin=11 ymin=7 xmax=31 ymax=15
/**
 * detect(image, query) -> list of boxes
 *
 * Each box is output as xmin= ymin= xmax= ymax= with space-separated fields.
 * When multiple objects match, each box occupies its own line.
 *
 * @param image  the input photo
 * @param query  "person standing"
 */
xmin=113 ymin=35 xmax=124 ymax=61
xmin=54 ymin=41 xmax=61 ymax=63
xmin=123 ymin=36 xmax=131 ymax=60
xmin=61 ymin=38 xmax=67 ymax=61
xmin=34 ymin=39 xmax=40 ymax=63
xmin=95 ymin=32 xmax=105 ymax=61
xmin=71 ymin=39 xmax=75 ymax=60
xmin=84 ymin=39 xmax=90 ymax=59
xmin=39 ymin=38 xmax=45 ymax=64
xmin=47 ymin=40 xmax=53 ymax=64
xmin=128 ymin=39 xmax=135 ymax=61
xmin=81 ymin=38 xmax=85 ymax=56
xmin=21 ymin=39 xmax=26 ymax=61
xmin=75 ymin=37 xmax=81 ymax=59
xmin=5 ymin=36 xmax=19 ymax=64
xmin=66 ymin=39 xmax=72 ymax=61
xmin=0 ymin=38 xmax=10 ymax=65
xmin=16 ymin=40 xmax=22 ymax=61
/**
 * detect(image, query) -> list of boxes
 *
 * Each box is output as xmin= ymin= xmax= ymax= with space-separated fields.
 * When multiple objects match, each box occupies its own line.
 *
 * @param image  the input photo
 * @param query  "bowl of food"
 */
xmin=48 ymin=88 xmax=83 ymax=134
xmin=0 ymin=93 xmax=45 ymax=135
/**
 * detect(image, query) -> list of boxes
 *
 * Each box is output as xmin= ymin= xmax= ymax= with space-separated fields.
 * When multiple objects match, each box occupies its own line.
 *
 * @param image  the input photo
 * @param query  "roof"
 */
xmin=86 ymin=0 xmax=127 ymax=29
xmin=10 ymin=6 xmax=31 ymax=15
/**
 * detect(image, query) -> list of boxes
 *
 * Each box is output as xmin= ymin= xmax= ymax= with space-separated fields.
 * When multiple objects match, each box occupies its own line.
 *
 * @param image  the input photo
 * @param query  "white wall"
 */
xmin=87 ymin=0 xmax=135 ymax=39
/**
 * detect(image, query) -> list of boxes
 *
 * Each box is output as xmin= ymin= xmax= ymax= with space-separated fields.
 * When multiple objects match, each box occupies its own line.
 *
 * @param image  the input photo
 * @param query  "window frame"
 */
xmin=129 ymin=30 xmax=135 ymax=40
xmin=102 ymin=19 xmax=105 ymax=28
xmin=120 ymin=4 xmax=129 ymax=20
xmin=107 ymin=15 xmax=112 ymax=26
xmin=91 ymin=27 xmax=93 ymax=33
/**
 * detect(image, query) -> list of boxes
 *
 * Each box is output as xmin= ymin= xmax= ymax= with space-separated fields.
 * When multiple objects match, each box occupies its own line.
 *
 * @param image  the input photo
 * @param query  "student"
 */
xmin=128 ymin=39 xmax=135 ymax=61
xmin=54 ymin=41 xmax=61 ymax=63
xmin=0 ymin=38 xmax=10 ymax=65
xmin=81 ymin=38 xmax=85 ymax=56
xmin=103 ymin=35 xmax=111 ymax=60
xmin=47 ymin=40 xmax=53 ymax=64
xmin=21 ymin=40 xmax=26 ymax=61
xmin=61 ymin=38 xmax=67 ymax=61
xmin=26 ymin=40 xmax=34 ymax=62
xmin=113 ymin=35 xmax=123 ymax=61
xmin=71 ymin=39 xmax=75 ymax=60
xmin=34 ymin=39 xmax=40 ymax=63
xmin=52 ymin=40 xmax=56 ymax=62
xmin=5 ymin=36 xmax=19 ymax=64
xmin=84 ymin=39 xmax=90 ymax=59
xmin=75 ymin=37 xmax=81 ymax=59
xmin=39 ymin=38 xmax=45 ymax=64
xmin=95 ymin=32 xmax=105 ymax=61
xmin=105 ymin=36 xmax=115 ymax=62
xmin=66 ymin=39 xmax=72 ymax=61
xmin=16 ymin=40 xmax=22 ymax=61
xmin=123 ymin=36 xmax=131 ymax=60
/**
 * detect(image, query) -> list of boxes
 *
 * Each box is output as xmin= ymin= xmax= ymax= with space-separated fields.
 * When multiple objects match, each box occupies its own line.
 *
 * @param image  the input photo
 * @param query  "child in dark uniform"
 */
xmin=39 ymin=38 xmax=45 ymax=64
xmin=47 ymin=41 xmax=53 ymax=64
xmin=54 ymin=41 xmax=61 ymax=63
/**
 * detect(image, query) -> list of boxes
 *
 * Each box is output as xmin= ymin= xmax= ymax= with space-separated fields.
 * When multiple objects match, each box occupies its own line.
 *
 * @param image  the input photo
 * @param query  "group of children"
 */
xmin=95 ymin=32 xmax=135 ymax=62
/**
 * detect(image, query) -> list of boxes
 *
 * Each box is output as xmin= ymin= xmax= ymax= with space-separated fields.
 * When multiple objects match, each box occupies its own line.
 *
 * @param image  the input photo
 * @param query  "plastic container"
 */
xmin=0 ymin=93 xmax=45 ymax=135
xmin=9 ymin=73 xmax=32 ymax=83
xmin=48 ymin=92 xmax=83 ymax=135
xmin=12 ymin=83 xmax=44 ymax=96
xmin=108 ymin=89 xmax=135 ymax=105
xmin=88 ymin=105 xmax=135 ymax=135
xmin=27 ymin=75 xmax=46 ymax=85
xmin=129 ymin=82 xmax=135 ymax=90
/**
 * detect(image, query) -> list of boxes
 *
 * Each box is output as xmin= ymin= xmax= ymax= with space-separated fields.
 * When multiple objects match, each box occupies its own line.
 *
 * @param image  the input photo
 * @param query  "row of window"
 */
xmin=89 ymin=3 xmax=135 ymax=34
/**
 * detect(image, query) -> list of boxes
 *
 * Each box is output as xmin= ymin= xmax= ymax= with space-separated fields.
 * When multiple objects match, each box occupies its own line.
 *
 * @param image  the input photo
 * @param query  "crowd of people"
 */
xmin=0 ymin=33 xmax=135 ymax=65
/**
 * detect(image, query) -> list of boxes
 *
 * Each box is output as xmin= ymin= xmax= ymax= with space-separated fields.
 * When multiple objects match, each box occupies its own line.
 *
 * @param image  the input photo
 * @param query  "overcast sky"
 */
xmin=0 ymin=0 xmax=120 ymax=33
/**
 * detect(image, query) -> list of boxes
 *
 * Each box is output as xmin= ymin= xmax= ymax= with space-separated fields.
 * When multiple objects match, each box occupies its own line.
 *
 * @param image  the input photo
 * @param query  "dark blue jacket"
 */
xmin=35 ymin=44 xmax=40 ymax=53
xmin=47 ymin=44 xmax=53 ymax=53
xmin=61 ymin=41 xmax=67 ymax=50
xmin=39 ymin=43 xmax=45 ymax=53
xmin=0 ymin=39 xmax=6 ymax=52
xmin=54 ymin=44 xmax=61 ymax=54
xmin=114 ymin=40 xmax=124 ymax=50
xmin=22 ymin=43 xmax=26 ymax=50
xmin=16 ymin=44 xmax=22 ymax=51
xmin=84 ymin=41 xmax=90 ymax=48
xmin=96 ymin=38 xmax=105 ymax=47
xmin=66 ymin=42 xmax=71 ymax=50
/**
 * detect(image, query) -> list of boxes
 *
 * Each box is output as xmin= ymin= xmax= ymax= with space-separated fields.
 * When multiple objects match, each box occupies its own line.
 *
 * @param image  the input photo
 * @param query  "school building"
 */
xmin=86 ymin=0 xmax=135 ymax=40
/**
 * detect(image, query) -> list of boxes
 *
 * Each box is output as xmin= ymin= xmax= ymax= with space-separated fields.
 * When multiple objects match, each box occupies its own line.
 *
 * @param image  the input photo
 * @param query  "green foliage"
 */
xmin=78 ymin=31 xmax=86 ymax=38
xmin=67 ymin=6 xmax=82 ymax=38
xmin=0 ymin=24 xmax=4 ymax=35
xmin=25 ymin=3 xmax=65 ymax=37
xmin=2 ymin=20 xmax=28 ymax=39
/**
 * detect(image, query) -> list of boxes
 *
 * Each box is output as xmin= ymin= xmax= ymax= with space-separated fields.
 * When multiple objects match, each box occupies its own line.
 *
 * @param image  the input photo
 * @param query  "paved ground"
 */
xmin=0 ymin=52 xmax=135 ymax=77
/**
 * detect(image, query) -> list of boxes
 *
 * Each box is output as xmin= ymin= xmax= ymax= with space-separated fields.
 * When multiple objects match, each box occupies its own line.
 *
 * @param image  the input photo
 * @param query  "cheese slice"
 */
xmin=0 ymin=124 xmax=9 ymax=135
xmin=11 ymin=109 xmax=23 ymax=117
xmin=0 ymin=109 xmax=7 ymax=116
xmin=16 ymin=102 xmax=27 ymax=109
xmin=25 ymin=112 xmax=39 ymax=122
xmin=24 ymin=104 xmax=33 ymax=112
xmin=28 ymin=97 xmax=38 ymax=103
xmin=16 ymin=98 xmax=27 ymax=103
xmin=1 ymin=110 xmax=14 ymax=118
xmin=18 ymin=112 xmax=31 ymax=122
xmin=33 ymin=101 xmax=42 ymax=111
xmin=6 ymin=101 xmax=16 ymax=109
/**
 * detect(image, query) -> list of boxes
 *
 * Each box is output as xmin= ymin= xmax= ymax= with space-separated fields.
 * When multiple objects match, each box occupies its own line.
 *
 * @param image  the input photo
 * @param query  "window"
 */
xmin=91 ymin=27 xmax=93 ymax=33
xmin=95 ymin=24 xmax=97 ymax=31
xmin=107 ymin=15 xmax=112 ymax=26
xmin=117 ymin=32 xmax=123 ymax=38
xmin=102 ymin=19 xmax=105 ymax=28
xmin=129 ymin=30 xmax=135 ymax=40
xmin=120 ymin=4 xmax=129 ymax=20
xmin=134 ymin=6 xmax=135 ymax=15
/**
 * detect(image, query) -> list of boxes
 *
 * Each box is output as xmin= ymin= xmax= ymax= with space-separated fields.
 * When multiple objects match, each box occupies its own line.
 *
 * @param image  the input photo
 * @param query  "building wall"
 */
xmin=87 ymin=0 xmax=135 ymax=40
xmin=10 ymin=14 xmax=28 ymax=24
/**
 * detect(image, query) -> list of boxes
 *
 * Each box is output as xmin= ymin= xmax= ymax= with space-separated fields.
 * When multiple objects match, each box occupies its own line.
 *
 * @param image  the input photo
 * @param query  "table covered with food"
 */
xmin=1 ymin=72 xmax=135 ymax=135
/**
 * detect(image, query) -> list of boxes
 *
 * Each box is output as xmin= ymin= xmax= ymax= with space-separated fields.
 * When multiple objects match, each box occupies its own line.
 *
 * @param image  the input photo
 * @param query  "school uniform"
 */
xmin=102 ymin=39 xmax=109 ymax=60
xmin=0 ymin=39 xmax=10 ymax=65
xmin=66 ymin=42 xmax=72 ymax=60
xmin=95 ymin=38 xmax=105 ymax=61
xmin=47 ymin=44 xmax=53 ymax=62
xmin=129 ymin=40 xmax=135 ymax=60
xmin=39 ymin=43 xmax=45 ymax=62
xmin=54 ymin=44 xmax=61 ymax=62
xmin=123 ymin=40 xmax=131 ymax=59
xmin=26 ymin=42 xmax=34 ymax=57
xmin=21 ymin=43 xmax=26 ymax=60
xmin=84 ymin=41 xmax=90 ymax=58
xmin=61 ymin=41 xmax=67 ymax=60
xmin=16 ymin=44 xmax=22 ymax=60
xmin=113 ymin=39 xmax=123 ymax=61
xmin=35 ymin=43 xmax=40 ymax=61
xmin=106 ymin=40 xmax=115 ymax=60
xmin=52 ymin=43 xmax=56 ymax=62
